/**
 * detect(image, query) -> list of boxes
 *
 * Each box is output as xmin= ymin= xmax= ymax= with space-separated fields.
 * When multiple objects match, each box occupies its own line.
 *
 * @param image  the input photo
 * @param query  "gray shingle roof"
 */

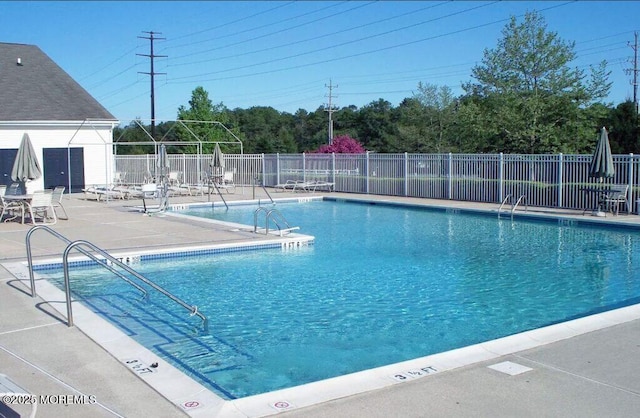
xmin=0 ymin=42 xmax=117 ymax=121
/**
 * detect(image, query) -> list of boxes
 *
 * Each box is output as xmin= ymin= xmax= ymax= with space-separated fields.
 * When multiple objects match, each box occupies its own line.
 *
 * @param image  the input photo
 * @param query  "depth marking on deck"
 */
xmin=391 ymin=365 xmax=439 ymax=381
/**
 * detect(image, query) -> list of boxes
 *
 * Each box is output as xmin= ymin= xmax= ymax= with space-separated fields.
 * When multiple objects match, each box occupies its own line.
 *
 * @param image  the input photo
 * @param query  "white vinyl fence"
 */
xmin=114 ymin=152 xmax=640 ymax=214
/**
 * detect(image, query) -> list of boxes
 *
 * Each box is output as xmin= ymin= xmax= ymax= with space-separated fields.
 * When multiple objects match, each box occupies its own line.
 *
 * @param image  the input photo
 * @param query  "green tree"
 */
xmin=356 ymin=99 xmax=399 ymax=152
xmin=462 ymin=11 xmax=611 ymax=153
xmin=113 ymin=119 xmax=155 ymax=155
xmin=176 ymin=86 xmax=234 ymax=154
xmin=411 ymin=82 xmax=457 ymax=152
xmin=607 ymin=101 xmax=639 ymax=153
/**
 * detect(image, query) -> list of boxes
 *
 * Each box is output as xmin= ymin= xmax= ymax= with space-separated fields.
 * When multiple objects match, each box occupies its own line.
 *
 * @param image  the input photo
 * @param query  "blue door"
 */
xmin=0 ymin=148 xmax=18 ymax=186
xmin=43 ymin=148 xmax=85 ymax=192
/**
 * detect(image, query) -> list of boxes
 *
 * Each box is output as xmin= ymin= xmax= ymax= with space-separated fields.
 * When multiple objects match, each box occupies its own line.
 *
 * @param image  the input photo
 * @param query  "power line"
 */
xmin=169 ymin=1 xmax=500 ymax=82
xmin=167 ymin=1 xmax=360 ymax=61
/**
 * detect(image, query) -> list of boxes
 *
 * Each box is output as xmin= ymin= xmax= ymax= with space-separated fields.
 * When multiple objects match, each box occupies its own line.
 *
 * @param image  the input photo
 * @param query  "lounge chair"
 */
xmin=82 ymin=185 xmax=128 ymax=201
xmin=0 ymin=373 xmax=37 ymax=418
xmin=274 ymin=180 xmax=306 ymax=192
xmin=305 ymin=180 xmax=335 ymax=192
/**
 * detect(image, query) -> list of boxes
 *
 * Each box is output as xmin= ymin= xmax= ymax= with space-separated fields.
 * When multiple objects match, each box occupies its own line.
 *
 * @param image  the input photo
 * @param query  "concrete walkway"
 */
xmin=1 ymin=188 xmax=640 ymax=417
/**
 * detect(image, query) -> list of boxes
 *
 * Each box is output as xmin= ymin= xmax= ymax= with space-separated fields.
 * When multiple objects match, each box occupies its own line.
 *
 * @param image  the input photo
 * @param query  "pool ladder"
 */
xmin=253 ymin=207 xmax=300 ymax=236
xmin=498 ymin=194 xmax=528 ymax=219
xmin=24 ymin=225 xmax=209 ymax=332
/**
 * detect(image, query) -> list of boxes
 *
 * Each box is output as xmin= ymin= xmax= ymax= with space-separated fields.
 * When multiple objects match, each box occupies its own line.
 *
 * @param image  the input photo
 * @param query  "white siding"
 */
xmin=0 ymin=121 xmax=116 ymax=192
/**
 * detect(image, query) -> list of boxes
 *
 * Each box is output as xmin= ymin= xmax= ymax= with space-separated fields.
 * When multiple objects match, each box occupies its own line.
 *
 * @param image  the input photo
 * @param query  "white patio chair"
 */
xmin=168 ymin=171 xmax=181 ymax=186
xmin=603 ymin=184 xmax=629 ymax=215
xmin=1 ymin=185 xmax=25 ymax=222
xmin=218 ymin=171 xmax=236 ymax=193
xmin=50 ymin=186 xmax=69 ymax=220
xmin=114 ymin=171 xmax=126 ymax=185
xmin=25 ymin=191 xmax=57 ymax=225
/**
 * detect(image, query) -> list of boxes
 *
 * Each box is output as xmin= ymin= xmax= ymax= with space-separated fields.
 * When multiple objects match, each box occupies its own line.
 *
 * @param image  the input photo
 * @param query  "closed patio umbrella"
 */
xmin=11 ymin=133 xmax=42 ymax=194
xmin=157 ymin=144 xmax=170 ymax=199
xmin=210 ymin=143 xmax=225 ymax=178
xmin=588 ymin=127 xmax=615 ymax=181
xmin=588 ymin=127 xmax=615 ymax=216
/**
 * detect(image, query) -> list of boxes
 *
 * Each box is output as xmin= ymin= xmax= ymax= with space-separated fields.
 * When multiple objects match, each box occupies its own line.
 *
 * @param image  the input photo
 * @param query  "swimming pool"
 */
xmin=40 ymin=199 xmax=640 ymax=400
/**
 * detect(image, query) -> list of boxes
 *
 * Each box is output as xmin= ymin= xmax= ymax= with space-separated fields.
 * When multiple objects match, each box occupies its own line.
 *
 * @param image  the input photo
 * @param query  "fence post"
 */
xmin=448 ymin=153 xmax=453 ymax=200
xmin=499 ymin=153 xmax=504 ymax=203
xmin=332 ymin=153 xmax=336 ymax=185
xmin=404 ymin=152 xmax=408 ymax=196
xmin=628 ymin=153 xmax=634 ymax=214
xmin=366 ymin=151 xmax=370 ymax=194
xmin=302 ymin=153 xmax=306 ymax=182
xmin=276 ymin=153 xmax=280 ymax=186
xmin=557 ymin=153 xmax=563 ymax=208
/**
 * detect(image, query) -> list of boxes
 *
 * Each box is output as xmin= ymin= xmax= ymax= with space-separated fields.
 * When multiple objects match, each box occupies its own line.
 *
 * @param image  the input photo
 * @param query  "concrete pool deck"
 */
xmin=1 ymin=187 xmax=640 ymax=417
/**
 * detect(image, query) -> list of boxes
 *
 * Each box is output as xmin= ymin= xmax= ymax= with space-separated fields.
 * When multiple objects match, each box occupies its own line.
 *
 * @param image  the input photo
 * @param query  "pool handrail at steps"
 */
xmin=253 ymin=174 xmax=275 ymax=204
xmin=498 ymin=194 xmax=528 ymax=219
xmin=253 ymin=207 xmax=300 ymax=236
xmin=26 ymin=225 xmax=148 ymax=300
xmin=24 ymin=226 xmax=209 ymax=332
xmin=209 ymin=180 xmax=229 ymax=209
xmin=498 ymin=194 xmax=512 ymax=216
xmin=63 ymin=240 xmax=209 ymax=332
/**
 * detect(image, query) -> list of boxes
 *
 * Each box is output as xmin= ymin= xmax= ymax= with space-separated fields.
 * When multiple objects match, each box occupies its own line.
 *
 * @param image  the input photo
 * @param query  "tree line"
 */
xmin=115 ymin=12 xmax=639 ymax=156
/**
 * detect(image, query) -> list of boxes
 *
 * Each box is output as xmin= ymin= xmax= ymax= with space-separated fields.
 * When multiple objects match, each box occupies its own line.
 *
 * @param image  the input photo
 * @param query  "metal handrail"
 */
xmin=25 ymin=225 xmax=147 ymax=299
xmin=253 ymin=207 xmax=298 ymax=235
xmin=498 ymin=194 xmax=512 ymax=218
xmin=253 ymin=207 xmax=272 ymax=233
xmin=512 ymin=194 xmax=528 ymax=215
xmin=253 ymin=174 xmax=274 ymax=204
xmin=209 ymin=180 xmax=229 ymax=209
xmin=62 ymin=239 xmax=208 ymax=332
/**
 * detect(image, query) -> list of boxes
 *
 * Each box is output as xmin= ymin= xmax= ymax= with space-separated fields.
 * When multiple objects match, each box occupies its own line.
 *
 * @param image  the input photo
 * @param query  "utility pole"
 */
xmin=325 ymin=79 xmax=338 ymax=145
xmin=138 ymin=31 xmax=167 ymax=139
xmin=626 ymin=32 xmax=639 ymax=114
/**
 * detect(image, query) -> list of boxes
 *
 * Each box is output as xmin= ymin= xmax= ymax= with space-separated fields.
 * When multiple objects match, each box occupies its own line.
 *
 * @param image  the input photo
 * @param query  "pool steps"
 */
xmin=25 ymin=225 xmax=209 ymax=332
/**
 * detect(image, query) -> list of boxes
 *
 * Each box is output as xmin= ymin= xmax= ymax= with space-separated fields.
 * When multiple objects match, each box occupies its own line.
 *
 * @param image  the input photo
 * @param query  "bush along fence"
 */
xmin=115 ymin=152 xmax=640 ymax=214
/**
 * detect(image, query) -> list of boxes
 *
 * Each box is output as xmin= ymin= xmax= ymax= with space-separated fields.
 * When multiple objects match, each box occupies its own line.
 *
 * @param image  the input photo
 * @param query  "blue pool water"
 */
xmin=42 ymin=199 xmax=640 ymax=399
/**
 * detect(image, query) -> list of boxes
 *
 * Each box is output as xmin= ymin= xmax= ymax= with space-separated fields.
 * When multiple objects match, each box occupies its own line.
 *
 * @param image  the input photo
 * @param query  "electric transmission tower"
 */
xmin=138 ymin=31 xmax=167 ymax=139
xmin=325 ymin=79 xmax=338 ymax=145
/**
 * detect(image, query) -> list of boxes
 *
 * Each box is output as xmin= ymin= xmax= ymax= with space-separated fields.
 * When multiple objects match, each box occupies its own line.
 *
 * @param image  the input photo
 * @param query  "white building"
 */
xmin=0 ymin=42 xmax=118 ymax=193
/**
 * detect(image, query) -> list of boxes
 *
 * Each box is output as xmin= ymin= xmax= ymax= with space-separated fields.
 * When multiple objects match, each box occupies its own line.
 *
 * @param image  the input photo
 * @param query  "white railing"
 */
xmin=114 ymin=152 xmax=639 ymax=214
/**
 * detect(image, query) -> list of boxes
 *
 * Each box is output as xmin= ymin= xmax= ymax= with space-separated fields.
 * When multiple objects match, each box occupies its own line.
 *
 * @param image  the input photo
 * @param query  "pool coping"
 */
xmin=5 ymin=196 xmax=640 ymax=417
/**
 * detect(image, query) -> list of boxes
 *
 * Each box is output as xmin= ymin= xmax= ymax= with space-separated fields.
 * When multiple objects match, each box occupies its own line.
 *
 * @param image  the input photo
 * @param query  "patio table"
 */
xmin=580 ymin=187 xmax=613 ymax=216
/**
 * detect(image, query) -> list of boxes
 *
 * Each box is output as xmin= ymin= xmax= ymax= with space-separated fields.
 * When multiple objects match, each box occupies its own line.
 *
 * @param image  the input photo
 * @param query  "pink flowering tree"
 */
xmin=314 ymin=135 xmax=366 ymax=153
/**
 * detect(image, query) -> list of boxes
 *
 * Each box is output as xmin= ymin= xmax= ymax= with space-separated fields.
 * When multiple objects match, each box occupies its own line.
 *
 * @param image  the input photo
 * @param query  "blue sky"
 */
xmin=3 ymin=1 xmax=640 ymax=123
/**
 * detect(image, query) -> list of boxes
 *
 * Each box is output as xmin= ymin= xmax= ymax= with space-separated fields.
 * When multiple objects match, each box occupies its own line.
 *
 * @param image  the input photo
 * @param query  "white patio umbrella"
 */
xmin=11 ymin=133 xmax=42 ymax=194
xmin=156 ymin=144 xmax=170 ymax=201
xmin=588 ymin=127 xmax=615 ymax=181
xmin=588 ymin=127 xmax=615 ymax=216
xmin=210 ymin=143 xmax=225 ymax=178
